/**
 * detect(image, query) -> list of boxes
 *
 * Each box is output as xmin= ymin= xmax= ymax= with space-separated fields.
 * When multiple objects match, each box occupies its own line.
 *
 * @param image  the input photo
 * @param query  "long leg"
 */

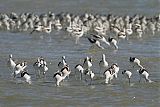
xmin=99 ymin=67 xmax=101 ymax=76
xmin=90 ymin=78 xmax=93 ymax=85
xmin=128 ymin=78 xmax=131 ymax=85
xmin=80 ymin=72 xmax=83 ymax=80
xmin=75 ymin=37 xmax=79 ymax=44
xmin=139 ymin=76 xmax=141 ymax=83
xmin=108 ymin=78 xmax=111 ymax=84
xmin=74 ymin=70 xmax=77 ymax=79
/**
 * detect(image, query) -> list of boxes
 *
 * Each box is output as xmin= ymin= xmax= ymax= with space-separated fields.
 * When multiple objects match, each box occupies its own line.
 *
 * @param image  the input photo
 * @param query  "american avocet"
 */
xmin=118 ymin=33 xmax=127 ymax=40
xmin=91 ymin=34 xmax=110 ymax=46
xmin=84 ymin=69 xmax=95 ymax=85
xmin=33 ymin=57 xmax=41 ymax=71
xmin=110 ymin=25 xmax=121 ymax=35
xmin=88 ymin=37 xmax=104 ymax=49
xmin=42 ymin=21 xmax=53 ymax=33
xmin=148 ymin=21 xmax=156 ymax=35
xmin=135 ymin=24 xmax=143 ymax=38
xmin=125 ymin=23 xmax=133 ymax=36
xmin=71 ymin=26 xmax=85 ymax=44
xmin=75 ymin=64 xmax=84 ymax=80
xmin=117 ymin=29 xmax=127 ymax=39
xmin=21 ymin=70 xmax=32 ymax=84
xmin=103 ymin=67 xmax=114 ymax=84
xmin=33 ymin=57 xmax=48 ymax=77
xmin=122 ymin=70 xmax=132 ymax=84
xmin=83 ymin=56 xmax=92 ymax=70
xmin=39 ymin=61 xmax=48 ymax=76
xmin=137 ymin=68 xmax=153 ymax=83
xmin=54 ymin=66 xmax=71 ymax=86
xmin=58 ymin=56 xmax=67 ymax=70
xmin=7 ymin=54 xmax=16 ymax=71
xmin=129 ymin=57 xmax=143 ymax=68
xmin=60 ymin=65 xmax=71 ymax=80
xmin=30 ymin=25 xmax=43 ymax=34
xmin=108 ymin=37 xmax=118 ymax=49
xmin=99 ymin=54 xmax=108 ymax=75
xmin=13 ymin=61 xmax=27 ymax=78
xmin=33 ymin=57 xmax=43 ymax=75
xmin=30 ymin=21 xmax=53 ymax=34
xmin=53 ymin=71 xmax=64 ymax=86
xmin=111 ymin=63 xmax=119 ymax=79
xmin=93 ymin=26 xmax=106 ymax=36
xmin=54 ymin=19 xmax=62 ymax=31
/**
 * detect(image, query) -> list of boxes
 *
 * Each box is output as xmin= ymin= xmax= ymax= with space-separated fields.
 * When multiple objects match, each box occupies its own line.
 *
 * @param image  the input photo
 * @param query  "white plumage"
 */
xmin=83 ymin=56 xmax=92 ymax=70
xmin=111 ymin=63 xmax=119 ymax=79
xmin=122 ymin=70 xmax=132 ymax=84
xmin=21 ymin=71 xmax=32 ymax=84
xmin=75 ymin=64 xmax=84 ymax=80
xmin=7 ymin=54 xmax=16 ymax=71
xmin=130 ymin=57 xmax=143 ymax=68
xmin=103 ymin=68 xmax=114 ymax=84
xmin=138 ymin=68 xmax=153 ymax=83
xmin=99 ymin=54 xmax=108 ymax=75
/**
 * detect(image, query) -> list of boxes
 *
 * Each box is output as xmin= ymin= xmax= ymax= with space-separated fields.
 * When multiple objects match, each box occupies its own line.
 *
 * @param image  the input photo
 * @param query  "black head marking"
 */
xmin=92 ymin=34 xmax=102 ymax=39
xmin=58 ymin=62 xmax=62 ymax=67
xmin=89 ymin=58 xmax=92 ymax=62
xmin=122 ymin=70 xmax=126 ymax=74
xmin=21 ymin=71 xmax=29 ymax=77
xmin=83 ymin=58 xmax=87 ymax=65
xmin=88 ymin=38 xmax=96 ymax=43
xmin=53 ymin=72 xmax=62 ymax=77
xmin=75 ymin=64 xmax=82 ymax=68
xmin=33 ymin=62 xmax=38 ymax=66
xmin=108 ymin=37 xmax=113 ymax=42
xmin=139 ymin=68 xmax=148 ymax=74
xmin=84 ymin=69 xmax=89 ymax=75
xmin=112 ymin=63 xmax=118 ymax=67
xmin=130 ymin=57 xmax=135 ymax=62
xmin=60 ymin=66 xmax=69 ymax=72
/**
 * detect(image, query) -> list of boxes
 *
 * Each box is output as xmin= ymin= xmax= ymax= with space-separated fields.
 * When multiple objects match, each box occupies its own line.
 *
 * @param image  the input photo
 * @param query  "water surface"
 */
xmin=0 ymin=0 xmax=160 ymax=107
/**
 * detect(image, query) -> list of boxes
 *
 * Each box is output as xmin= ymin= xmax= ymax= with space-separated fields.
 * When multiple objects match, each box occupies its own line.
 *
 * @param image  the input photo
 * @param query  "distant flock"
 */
xmin=0 ymin=12 xmax=159 ymax=50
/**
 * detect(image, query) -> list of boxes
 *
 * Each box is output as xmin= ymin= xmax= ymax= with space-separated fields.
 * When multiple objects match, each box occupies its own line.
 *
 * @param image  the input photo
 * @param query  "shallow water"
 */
xmin=0 ymin=0 xmax=160 ymax=107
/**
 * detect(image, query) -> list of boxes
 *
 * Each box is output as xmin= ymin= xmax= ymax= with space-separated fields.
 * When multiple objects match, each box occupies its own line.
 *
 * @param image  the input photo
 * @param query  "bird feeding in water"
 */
xmin=122 ymin=70 xmax=132 ymax=84
xmin=75 ymin=64 xmax=84 ymax=80
xmin=53 ymin=71 xmax=65 ymax=86
xmin=84 ymin=69 xmax=95 ymax=85
xmin=53 ymin=66 xmax=71 ymax=86
xmin=13 ymin=61 xmax=27 ymax=78
xmin=111 ymin=63 xmax=119 ymax=79
xmin=103 ymin=67 xmax=115 ymax=84
xmin=137 ymin=68 xmax=153 ymax=83
xmin=21 ymin=70 xmax=32 ymax=84
xmin=87 ymin=37 xmax=105 ymax=49
xmin=91 ymin=34 xmax=110 ymax=46
xmin=129 ymin=57 xmax=143 ymax=68
xmin=108 ymin=37 xmax=118 ymax=49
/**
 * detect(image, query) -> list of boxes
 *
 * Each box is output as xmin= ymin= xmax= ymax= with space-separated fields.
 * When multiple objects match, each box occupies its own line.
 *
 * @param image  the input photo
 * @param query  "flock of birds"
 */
xmin=0 ymin=12 xmax=160 ymax=50
xmin=3 ymin=12 xmax=158 ymax=86
xmin=7 ymin=54 xmax=153 ymax=86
